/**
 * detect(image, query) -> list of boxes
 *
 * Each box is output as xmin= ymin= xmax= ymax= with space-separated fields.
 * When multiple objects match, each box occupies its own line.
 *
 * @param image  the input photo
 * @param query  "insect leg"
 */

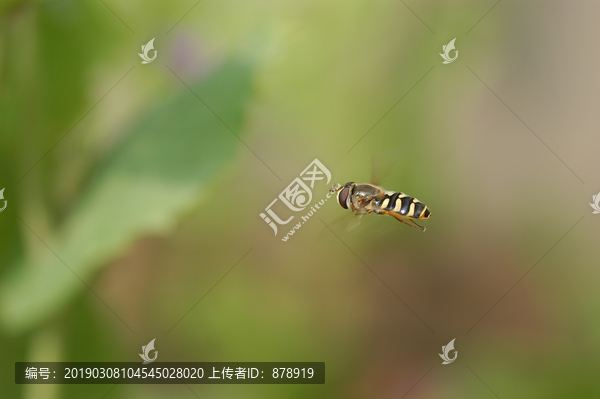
xmin=408 ymin=219 xmax=426 ymax=231
xmin=382 ymin=210 xmax=426 ymax=231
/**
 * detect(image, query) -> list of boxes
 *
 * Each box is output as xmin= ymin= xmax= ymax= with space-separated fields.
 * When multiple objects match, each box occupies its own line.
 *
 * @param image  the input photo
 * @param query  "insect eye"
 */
xmin=338 ymin=187 xmax=350 ymax=209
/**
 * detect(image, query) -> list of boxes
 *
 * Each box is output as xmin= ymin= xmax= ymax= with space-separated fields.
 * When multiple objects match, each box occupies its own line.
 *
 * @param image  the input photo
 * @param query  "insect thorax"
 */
xmin=353 ymin=184 xmax=383 ymax=198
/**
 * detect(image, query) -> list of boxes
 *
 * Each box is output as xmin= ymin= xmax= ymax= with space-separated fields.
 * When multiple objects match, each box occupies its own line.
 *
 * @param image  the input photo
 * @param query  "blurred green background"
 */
xmin=2 ymin=0 xmax=600 ymax=398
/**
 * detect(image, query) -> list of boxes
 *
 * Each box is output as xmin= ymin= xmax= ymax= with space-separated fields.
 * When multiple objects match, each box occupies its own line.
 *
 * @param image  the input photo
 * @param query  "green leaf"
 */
xmin=0 ymin=59 xmax=254 ymax=333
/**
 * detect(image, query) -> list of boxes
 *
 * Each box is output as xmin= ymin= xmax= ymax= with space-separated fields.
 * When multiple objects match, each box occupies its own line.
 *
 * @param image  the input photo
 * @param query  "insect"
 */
xmin=330 ymin=182 xmax=431 ymax=231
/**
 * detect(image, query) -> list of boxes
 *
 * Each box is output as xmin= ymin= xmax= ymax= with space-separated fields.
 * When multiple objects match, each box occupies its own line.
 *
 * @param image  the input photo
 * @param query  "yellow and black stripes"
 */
xmin=377 ymin=192 xmax=430 ymax=220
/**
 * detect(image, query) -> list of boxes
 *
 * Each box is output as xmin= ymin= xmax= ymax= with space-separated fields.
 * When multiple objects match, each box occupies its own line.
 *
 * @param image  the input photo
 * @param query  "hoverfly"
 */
xmin=330 ymin=182 xmax=431 ymax=231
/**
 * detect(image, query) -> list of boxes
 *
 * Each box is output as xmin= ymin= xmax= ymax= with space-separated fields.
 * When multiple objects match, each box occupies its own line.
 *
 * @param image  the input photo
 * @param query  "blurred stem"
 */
xmin=7 ymin=3 xmax=54 ymax=259
xmin=24 ymin=322 xmax=62 ymax=399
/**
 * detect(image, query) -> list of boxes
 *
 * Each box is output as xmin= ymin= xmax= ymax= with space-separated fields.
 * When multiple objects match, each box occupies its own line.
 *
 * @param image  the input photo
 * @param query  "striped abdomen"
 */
xmin=375 ymin=192 xmax=430 ymax=219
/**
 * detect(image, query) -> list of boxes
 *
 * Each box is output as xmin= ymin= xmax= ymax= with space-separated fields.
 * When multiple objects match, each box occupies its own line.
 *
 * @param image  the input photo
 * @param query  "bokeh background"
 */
xmin=2 ymin=0 xmax=600 ymax=398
